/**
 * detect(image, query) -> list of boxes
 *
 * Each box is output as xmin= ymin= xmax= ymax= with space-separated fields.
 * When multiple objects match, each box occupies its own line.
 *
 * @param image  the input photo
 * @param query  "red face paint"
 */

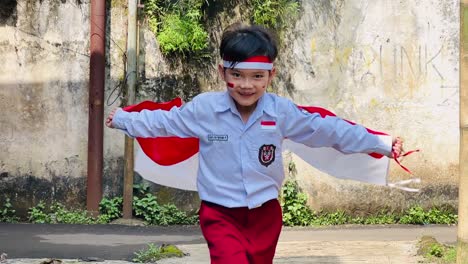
xmin=227 ymin=82 xmax=234 ymax=88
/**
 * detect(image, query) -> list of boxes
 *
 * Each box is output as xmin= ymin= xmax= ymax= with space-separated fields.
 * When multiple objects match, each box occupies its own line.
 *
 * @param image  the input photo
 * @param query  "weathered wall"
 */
xmin=279 ymin=0 xmax=460 ymax=213
xmin=0 ymin=0 xmax=92 ymax=216
xmin=0 ymin=0 xmax=131 ymax=216
xmin=0 ymin=0 xmax=460 ymax=217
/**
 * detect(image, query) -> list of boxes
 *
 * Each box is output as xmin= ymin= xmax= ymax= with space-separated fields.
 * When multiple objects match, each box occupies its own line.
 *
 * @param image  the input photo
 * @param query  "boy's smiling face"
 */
xmin=219 ymin=64 xmax=276 ymax=116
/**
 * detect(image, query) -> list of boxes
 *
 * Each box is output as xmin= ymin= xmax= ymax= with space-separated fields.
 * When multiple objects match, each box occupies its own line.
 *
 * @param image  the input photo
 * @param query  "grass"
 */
xmin=418 ymin=236 xmax=457 ymax=264
xmin=133 ymin=243 xmax=185 ymax=263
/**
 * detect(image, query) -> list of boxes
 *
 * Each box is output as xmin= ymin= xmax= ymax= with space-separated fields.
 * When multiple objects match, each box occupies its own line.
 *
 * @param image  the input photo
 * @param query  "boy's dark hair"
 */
xmin=220 ymin=23 xmax=278 ymax=65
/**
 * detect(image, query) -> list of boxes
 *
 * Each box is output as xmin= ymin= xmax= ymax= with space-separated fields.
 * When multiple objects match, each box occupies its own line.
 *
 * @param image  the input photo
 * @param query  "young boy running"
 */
xmin=106 ymin=23 xmax=403 ymax=264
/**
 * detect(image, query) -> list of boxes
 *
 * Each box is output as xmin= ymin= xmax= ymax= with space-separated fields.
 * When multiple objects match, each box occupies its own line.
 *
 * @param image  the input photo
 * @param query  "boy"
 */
xmin=106 ymin=23 xmax=403 ymax=264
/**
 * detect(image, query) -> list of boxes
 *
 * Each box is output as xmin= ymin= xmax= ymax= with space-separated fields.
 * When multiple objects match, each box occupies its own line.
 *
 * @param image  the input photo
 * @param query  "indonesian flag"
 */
xmin=123 ymin=98 xmax=419 ymax=192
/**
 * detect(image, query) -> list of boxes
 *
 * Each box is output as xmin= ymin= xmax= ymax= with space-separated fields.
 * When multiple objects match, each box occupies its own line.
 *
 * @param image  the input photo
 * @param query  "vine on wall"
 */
xmin=144 ymin=0 xmax=208 ymax=55
xmin=142 ymin=0 xmax=301 ymax=55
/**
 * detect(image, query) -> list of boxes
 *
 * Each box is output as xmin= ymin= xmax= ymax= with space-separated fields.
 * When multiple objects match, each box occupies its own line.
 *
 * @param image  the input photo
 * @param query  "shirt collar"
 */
xmin=214 ymin=91 xmax=235 ymax=113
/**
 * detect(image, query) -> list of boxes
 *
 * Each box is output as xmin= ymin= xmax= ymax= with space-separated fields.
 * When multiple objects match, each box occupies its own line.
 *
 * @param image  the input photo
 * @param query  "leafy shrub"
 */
xmin=133 ymin=193 xmax=198 ymax=225
xmin=0 ymin=198 xmax=19 ymax=222
xmin=428 ymin=244 xmax=444 ymax=258
xmin=280 ymin=180 xmax=315 ymax=226
xmin=399 ymin=206 xmax=457 ymax=225
xmin=144 ymin=0 xmax=208 ymax=54
xmin=418 ymin=236 xmax=457 ymax=263
xmin=312 ymin=211 xmax=349 ymax=226
xmin=99 ymin=197 xmax=123 ymax=222
xmin=28 ymin=202 xmax=51 ymax=223
xmin=252 ymin=0 xmax=300 ymax=31
xmin=280 ymin=180 xmax=458 ymax=227
xmin=28 ymin=202 xmax=95 ymax=224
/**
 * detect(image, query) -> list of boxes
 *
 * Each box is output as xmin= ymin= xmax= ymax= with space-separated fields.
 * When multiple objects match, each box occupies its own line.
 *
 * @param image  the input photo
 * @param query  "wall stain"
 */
xmin=305 ymin=182 xmax=458 ymax=216
xmin=0 ymin=175 xmax=87 ymax=218
xmin=0 ymin=0 xmax=17 ymax=26
xmin=139 ymin=74 xmax=202 ymax=102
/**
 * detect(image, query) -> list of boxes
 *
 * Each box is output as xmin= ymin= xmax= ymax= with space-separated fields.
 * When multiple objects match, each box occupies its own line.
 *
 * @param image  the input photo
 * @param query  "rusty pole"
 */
xmin=87 ymin=0 xmax=106 ymax=216
xmin=122 ymin=0 xmax=138 ymax=219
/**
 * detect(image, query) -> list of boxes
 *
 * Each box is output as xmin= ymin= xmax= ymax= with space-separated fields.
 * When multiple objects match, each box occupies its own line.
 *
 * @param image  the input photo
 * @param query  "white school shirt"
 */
xmin=112 ymin=91 xmax=392 ymax=209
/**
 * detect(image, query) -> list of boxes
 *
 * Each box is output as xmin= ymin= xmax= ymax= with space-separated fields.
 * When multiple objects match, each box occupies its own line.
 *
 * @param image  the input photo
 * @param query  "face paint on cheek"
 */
xmin=227 ymin=82 xmax=234 ymax=88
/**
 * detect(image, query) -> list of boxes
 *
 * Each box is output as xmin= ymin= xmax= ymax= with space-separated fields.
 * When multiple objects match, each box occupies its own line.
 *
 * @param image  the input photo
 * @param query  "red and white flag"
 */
xmin=123 ymin=99 xmax=419 ymax=192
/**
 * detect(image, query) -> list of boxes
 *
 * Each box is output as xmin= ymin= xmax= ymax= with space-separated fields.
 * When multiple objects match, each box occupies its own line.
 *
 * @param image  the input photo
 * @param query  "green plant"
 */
xmin=418 ymin=236 xmax=457 ymax=264
xmin=426 ymin=207 xmax=458 ymax=225
xmin=28 ymin=202 xmax=51 ymax=223
xmin=28 ymin=202 xmax=95 ymax=224
xmin=0 ymin=198 xmax=19 ymax=222
xmin=280 ymin=180 xmax=315 ymax=226
xmin=133 ymin=243 xmax=184 ymax=263
xmin=428 ymin=244 xmax=444 ymax=258
xmin=144 ymin=0 xmax=169 ymax=33
xmin=362 ymin=212 xmax=397 ymax=225
xmin=133 ymin=193 xmax=198 ymax=225
xmin=49 ymin=203 xmax=96 ymax=224
xmin=399 ymin=206 xmax=457 ymax=225
xmin=312 ymin=211 xmax=349 ymax=226
xmin=99 ymin=197 xmax=123 ymax=222
xmin=442 ymin=247 xmax=457 ymax=263
xmin=252 ymin=0 xmax=300 ymax=31
xmin=279 ymin=180 xmax=458 ymax=227
xmin=134 ymin=182 xmax=151 ymax=198
xmin=144 ymin=0 xmax=208 ymax=54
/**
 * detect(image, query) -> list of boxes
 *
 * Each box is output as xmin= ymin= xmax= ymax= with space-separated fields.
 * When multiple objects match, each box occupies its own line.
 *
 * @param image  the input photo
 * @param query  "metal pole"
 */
xmin=123 ymin=0 xmax=138 ymax=219
xmin=458 ymin=1 xmax=468 ymax=263
xmin=87 ymin=0 xmax=106 ymax=216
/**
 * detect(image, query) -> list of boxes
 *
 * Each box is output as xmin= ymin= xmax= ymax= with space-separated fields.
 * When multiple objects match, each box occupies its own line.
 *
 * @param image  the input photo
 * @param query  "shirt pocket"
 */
xmin=248 ymin=142 xmax=283 ymax=175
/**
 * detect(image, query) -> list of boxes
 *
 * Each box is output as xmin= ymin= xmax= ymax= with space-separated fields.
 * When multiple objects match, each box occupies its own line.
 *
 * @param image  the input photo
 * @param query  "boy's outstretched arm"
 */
xmin=392 ymin=137 xmax=404 ymax=158
xmin=282 ymin=100 xmax=403 ymax=159
xmin=105 ymin=108 xmax=119 ymax=129
xmin=104 ymin=99 xmax=200 ymax=138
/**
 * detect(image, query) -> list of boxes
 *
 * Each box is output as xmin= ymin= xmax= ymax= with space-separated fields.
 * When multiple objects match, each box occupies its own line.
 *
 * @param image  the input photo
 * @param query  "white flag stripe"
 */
xmin=134 ymin=136 xmax=393 ymax=191
xmin=283 ymin=138 xmax=390 ymax=185
xmin=261 ymin=125 xmax=277 ymax=130
xmin=223 ymin=61 xmax=273 ymax=70
xmin=135 ymin=143 xmax=198 ymax=191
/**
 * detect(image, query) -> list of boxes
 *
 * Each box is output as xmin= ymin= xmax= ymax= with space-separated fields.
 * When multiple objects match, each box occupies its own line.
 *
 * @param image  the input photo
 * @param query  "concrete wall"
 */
xmin=278 ymin=0 xmax=460 ymax=213
xmin=0 ymin=0 xmax=460 ymax=216
xmin=0 ymin=0 xmax=130 ymax=216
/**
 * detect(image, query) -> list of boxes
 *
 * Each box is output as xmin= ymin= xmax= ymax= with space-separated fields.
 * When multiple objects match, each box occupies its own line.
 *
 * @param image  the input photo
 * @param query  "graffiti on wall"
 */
xmin=310 ymin=37 xmax=459 ymax=106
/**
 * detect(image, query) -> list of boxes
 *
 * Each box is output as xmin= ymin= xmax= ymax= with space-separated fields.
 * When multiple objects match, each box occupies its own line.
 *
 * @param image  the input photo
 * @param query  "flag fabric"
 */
xmin=124 ymin=98 xmax=418 ymax=192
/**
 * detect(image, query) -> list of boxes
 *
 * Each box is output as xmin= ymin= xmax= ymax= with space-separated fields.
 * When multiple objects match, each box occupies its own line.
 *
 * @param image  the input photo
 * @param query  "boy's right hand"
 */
xmin=105 ymin=108 xmax=120 ymax=128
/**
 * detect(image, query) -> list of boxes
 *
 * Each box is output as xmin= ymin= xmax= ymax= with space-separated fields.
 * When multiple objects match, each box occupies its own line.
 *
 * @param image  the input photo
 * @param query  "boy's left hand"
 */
xmin=391 ymin=137 xmax=404 ymax=158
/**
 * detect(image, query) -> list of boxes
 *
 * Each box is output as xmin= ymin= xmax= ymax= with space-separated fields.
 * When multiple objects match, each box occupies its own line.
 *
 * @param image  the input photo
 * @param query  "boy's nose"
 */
xmin=240 ymin=78 xmax=253 ymax=88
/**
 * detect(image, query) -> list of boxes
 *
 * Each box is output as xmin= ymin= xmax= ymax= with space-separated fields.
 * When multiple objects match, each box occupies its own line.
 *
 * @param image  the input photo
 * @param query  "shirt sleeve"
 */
xmin=281 ymin=100 xmax=392 ymax=157
xmin=111 ymin=99 xmax=199 ymax=138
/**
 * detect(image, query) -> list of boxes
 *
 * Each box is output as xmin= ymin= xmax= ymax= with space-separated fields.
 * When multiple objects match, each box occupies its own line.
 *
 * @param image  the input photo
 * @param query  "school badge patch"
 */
xmin=258 ymin=144 xmax=276 ymax=167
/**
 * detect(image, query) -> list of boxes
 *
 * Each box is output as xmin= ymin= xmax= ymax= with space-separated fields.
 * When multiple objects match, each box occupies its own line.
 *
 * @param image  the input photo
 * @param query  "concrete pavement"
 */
xmin=0 ymin=223 xmax=457 ymax=263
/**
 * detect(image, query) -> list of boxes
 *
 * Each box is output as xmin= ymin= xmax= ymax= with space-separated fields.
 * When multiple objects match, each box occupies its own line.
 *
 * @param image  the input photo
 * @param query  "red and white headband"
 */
xmin=223 ymin=55 xmax=273 ymax=70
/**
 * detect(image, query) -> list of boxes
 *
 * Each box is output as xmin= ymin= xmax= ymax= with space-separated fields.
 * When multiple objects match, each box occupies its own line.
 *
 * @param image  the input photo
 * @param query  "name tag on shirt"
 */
xmin=208 ymin=134 xmax=228 ymax=141
xmin=261 ymin=121 xmax=276 ymax=130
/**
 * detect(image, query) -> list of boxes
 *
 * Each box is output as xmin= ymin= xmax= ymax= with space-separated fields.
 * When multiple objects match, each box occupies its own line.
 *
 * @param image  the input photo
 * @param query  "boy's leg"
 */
xmin=246 ymin=199 xmax=283 ymax=264
xmin=199 ymin=201 xmax=249 ymax=264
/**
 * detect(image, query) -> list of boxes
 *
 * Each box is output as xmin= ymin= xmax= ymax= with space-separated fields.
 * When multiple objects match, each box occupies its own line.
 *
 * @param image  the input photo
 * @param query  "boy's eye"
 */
xmin=232 ymin=72 xmax=241 ymax=78
xmin=255 ymin=74 xmax=264 ymax=78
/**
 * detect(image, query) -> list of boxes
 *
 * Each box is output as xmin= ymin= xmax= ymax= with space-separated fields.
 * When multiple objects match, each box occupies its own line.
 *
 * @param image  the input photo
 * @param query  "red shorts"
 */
xmin=199 ymin=199 xmax=283 ymax=264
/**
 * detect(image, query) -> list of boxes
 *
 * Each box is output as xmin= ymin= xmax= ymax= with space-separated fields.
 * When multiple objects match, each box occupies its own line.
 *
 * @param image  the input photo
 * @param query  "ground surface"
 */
xmin=0 ymin=223 xmax=456 ymax=263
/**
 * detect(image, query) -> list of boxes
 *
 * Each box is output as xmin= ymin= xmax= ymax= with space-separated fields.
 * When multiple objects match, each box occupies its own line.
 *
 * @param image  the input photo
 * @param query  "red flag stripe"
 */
xmin=261 ymin=121 xmax=276 ymax=126
xmin=123 ymin=98 xmax=199 ymax=166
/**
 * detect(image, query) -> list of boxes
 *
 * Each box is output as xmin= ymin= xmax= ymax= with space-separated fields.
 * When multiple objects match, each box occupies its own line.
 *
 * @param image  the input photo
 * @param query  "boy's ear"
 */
xmin=268 ymin=67 xmax=277 ymax=84
xmin=218 ymin=64 xmax=226 ymax=81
